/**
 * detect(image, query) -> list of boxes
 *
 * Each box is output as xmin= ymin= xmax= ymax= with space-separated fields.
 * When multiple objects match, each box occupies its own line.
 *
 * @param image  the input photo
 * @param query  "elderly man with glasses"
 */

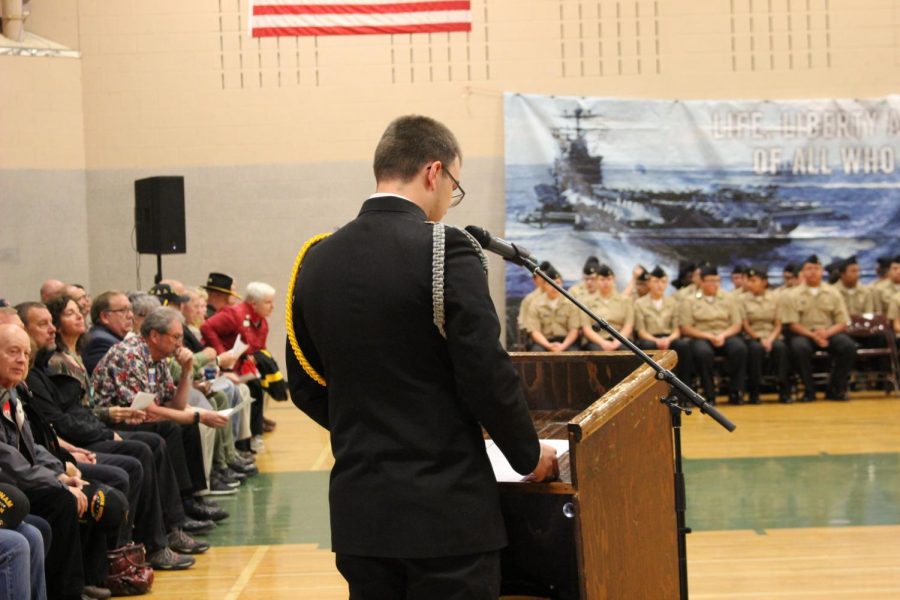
xmin=92 ymin=307 xmax=230 ymax=537
xmin=82 ymin=291 xmax=135 ymax=375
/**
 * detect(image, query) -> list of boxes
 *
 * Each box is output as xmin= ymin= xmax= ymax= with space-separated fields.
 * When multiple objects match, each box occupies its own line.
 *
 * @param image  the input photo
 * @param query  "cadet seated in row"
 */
xmin=522 ymin=265 xmax=580 ymax=352
xmin=579 ymin=263 xmax=634 ymax=351
xmin=740 ymin=267 xmax=791 ymax=404
xmin=679 ymin=265 xmax=748 ymax=406
xmin=781 ymin=255 xmax=857 ymax=402
xmin=634 ymin=266 xmax=692 ymax=385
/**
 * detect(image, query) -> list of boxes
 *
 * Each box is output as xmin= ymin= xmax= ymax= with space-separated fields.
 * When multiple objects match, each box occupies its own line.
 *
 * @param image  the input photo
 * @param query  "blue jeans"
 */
xmin=0 ymin=520 xmax=47 ymax=600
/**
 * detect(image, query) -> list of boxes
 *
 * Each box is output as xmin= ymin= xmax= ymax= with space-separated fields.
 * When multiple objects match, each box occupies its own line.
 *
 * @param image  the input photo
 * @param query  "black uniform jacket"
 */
xmin=25 ymin=350 xmax=114 ymax=446
xmin=287 ymin=195 xmax=540 ymax=558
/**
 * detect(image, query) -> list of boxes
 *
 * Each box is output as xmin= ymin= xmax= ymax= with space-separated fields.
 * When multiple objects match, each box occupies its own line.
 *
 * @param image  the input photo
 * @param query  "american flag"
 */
xmin=250 ymin=1 xmax=472 ymax=37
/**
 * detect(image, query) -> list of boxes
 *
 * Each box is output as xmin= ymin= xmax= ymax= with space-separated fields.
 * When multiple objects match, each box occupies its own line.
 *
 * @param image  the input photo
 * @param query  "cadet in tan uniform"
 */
xmin=887 ymin=291 xmax=900 ymax=334
xmin=730 ymin=265 xmax=747 ymax=296
xmin=634 ymin=266 xmax=692 ymax=383
xmin=872 ymin=256 xmax=900 ymax=315
xmin=523 ymin=266 xmax=580 ymax=352
xmin=675 ymin=263 xmax=701 ymax=302
xmin=621 ymin=265 xmax=649 ymax=300
xmin=680 ymin=265 xmax=748 ymax=405
xmin=517 ymin=261 xmax=551 ymax=330
xmin=580 ymin=264 xmax=634 ymax=351
xmin=833 ymin=256 xmax=874 ymax=315
xmin=741 ymin=267 xmax=791 ymax=404
xmin=568 ymin=257 xmax=600 ymax=301
xmin=782 ymin=255 xmax=856 ymax=402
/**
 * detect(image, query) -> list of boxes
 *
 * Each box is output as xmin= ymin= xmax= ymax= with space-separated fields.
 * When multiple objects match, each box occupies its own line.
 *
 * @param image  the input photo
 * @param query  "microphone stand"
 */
xmin=513 ymin=252 xmax=736 ymax=600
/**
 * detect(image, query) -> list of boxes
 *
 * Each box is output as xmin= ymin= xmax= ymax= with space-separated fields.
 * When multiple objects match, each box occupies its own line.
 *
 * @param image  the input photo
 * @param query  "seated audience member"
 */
xmin=521 ymin=266 xmax=580 ymax=352
xmin=888 ymin=292 xmax=900 ymax=335
xmin=781 ymin=255 xmax=856 ymax=402
xmin=82 ymin=291 xmax=134 ymax=375
xmin=778 ymin=262 xmax=800 ymax=293
xmin=183 ymin=287 xmax=255 ymax=462
xmin=16 ymin=301 xmax=209 ymax=569
xmin=740 ymin=267 xmax=791 ymax=404
xmin=872 ymin=256 xmax=900 ymax=315
xmin=0 ymin=483 xmax=47 ymax=600
xmin=128 ymin=292 xmax=162 ymax=336
xmin=202 ymin=273 xmax=240 ymax=319
xmin=568 ymin=257 xmax=600 ymax=301
xmin=65 ymin=285 xmax=92 ymax=324
xmin=0 ymin=323 xmax=95 ymax=600
xmin=154 ymin=285 xmax=254 ymax=491
xmin=202 ymin=282 xmax=279 ymax=445
xmin=833 ymin=256 xmax=874 ymax=315
xmin=39 ymin=280 xmax=66 ymax=303
xmin=729 ymin=264 xmax=747 ymax=295
xmin=580 ymin=264 xmax=634 ymax=351
xmin=634 ymin=266 xmax=692 ymax=383
xmin=676 ymin=263 xmax=704 ymax=300
xmin=92 ymin=308 xmax=229 ymax=531
xmin=621 ymin=264 xmax=649 ymax=300
xmin=679 ymin=265 xmax=748 ymax=405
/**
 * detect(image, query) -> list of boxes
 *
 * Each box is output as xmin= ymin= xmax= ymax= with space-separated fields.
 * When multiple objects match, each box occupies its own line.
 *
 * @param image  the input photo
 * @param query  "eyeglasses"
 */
xmin=443 ymin=167 xmax=465 ymax=208
xmin=105 ymin=307 xmax=133 ymax=315
xmin=163 ymin=332 xmax=183 ymax=342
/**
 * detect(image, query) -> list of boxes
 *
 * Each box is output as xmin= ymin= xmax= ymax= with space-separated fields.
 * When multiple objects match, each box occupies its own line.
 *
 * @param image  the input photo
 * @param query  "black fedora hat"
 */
xmin=202 ymin=272 xmax=240 ymax=296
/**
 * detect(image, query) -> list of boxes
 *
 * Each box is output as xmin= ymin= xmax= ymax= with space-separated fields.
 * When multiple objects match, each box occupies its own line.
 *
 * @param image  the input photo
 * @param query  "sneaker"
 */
xmin=214 ymin=469 xmax=242 ymax=487
xmin=207 ymin=474 xmax=239 ymax=496
xmin=168 ymin=528 xmax=210 ymax=554
xmin=185 ymin=497 xmax=229 ymax=522
xmin=222 ymin=466 xmax=247 ymax=482
xmin=180 ymin=517 xmax=216 ymax=534
xmin=228 ymin=460 xmax=259 ymax=477
xmin=149 ymin=546 xmax=195 ymax=570
xmin=250 ymin=435 xmax=264 ymax=452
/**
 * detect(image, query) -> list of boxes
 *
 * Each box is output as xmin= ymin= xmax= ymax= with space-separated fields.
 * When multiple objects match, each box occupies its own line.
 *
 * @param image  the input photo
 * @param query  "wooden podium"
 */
xmin=496 ymin=351 xmax=680 ymax=600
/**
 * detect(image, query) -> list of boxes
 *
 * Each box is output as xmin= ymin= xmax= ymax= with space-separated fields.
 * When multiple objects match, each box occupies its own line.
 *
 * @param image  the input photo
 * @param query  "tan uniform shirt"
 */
xmin=580 ymin=291 xmax=634 ymax=339
xmin=676 ymin=284 xmax=700 ymax=302
xmin=872 ymin=280 xmax=900 ymax=315
xmin=634 ymin=294 xmax=680 ymax=336
xmin=886 ymin=291 xmax=900 ymax=321
xmin=740 ymin=290 xmax=782 ymax=339
xmin=780 ymin=283 xmax=849 ymax=329
xmin=523 ymin=293 xmax=580 ymax=338
xmin=680 ymin=290 xmax=741 ymax=335
xmin=568 ymin=282 xmax=589 ymax=302
xmin=517 ymin=288 xmax=542 ymax=328
xmin=832 ymin=280 xmax=875 ymax=315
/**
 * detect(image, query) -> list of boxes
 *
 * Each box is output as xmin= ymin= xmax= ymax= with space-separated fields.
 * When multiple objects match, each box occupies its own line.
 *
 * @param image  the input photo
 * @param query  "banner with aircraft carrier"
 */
xmin=503 ymin=92 xmax=900 ymax=336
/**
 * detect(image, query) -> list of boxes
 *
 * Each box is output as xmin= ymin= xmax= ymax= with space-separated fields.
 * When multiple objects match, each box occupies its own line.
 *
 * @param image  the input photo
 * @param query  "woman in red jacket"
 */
xmin=201 ymin=282 xmax=276 ymax=449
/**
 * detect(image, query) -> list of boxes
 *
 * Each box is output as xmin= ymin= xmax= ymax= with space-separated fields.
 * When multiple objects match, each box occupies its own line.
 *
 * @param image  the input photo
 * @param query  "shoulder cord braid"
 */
xmin=285 ymin=233 xmax=332 ymax=387
xmin=429 ymin=223 xmax=489 ymax=339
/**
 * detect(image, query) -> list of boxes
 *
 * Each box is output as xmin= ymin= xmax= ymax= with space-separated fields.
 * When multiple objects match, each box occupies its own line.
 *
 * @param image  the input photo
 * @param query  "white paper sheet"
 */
xmin=484 ymin=439 xmax=569 ymax=482
xmin=130 ymin=392 xmax=156 ymax=411
xmin=216 ymin=394 xmax=253 ymax=418
xmin=229 ymin=335 xmax=249 ymax=357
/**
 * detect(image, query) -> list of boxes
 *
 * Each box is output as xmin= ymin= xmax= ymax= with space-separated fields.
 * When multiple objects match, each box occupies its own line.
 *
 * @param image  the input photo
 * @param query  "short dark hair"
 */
xmin=15 ymin=301 xmax=46 ymax=326
xmin=373 ymin=115 xmax=461 ymax=183
xmin=91 ymin=290 xmax=124 ymax=324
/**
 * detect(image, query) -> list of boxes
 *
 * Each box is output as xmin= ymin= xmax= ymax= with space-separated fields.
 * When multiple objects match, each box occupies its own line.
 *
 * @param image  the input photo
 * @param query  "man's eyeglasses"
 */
xmin=443 ymin=168 xmax=465 ymax=208
xmin=163 ymin=332 xmax=184 ymax=343
xmin=105 ymin=307 xmax=133 ymax=315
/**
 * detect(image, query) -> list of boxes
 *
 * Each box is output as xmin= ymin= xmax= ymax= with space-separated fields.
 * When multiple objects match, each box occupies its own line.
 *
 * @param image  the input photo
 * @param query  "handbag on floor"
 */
xmin=105 ymin=542 xmax=154 ymax=596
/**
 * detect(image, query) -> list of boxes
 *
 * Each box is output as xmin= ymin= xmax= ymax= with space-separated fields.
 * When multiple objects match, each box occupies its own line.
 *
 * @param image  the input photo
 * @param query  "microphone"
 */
xmin=464 ymin=226 xmax=536 ymax=268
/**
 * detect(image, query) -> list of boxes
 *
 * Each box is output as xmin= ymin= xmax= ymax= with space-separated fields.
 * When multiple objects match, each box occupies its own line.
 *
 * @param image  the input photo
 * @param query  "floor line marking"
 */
xmin=223 ymin=545 xmax=268 ymax=600
xmin=311 ymin=444 xmax=332 ymax=470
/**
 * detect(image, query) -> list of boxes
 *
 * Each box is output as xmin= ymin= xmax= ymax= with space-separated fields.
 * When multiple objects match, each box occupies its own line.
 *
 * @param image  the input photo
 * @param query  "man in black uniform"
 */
xmin=286 ymin=115 xmax=558 ymax=599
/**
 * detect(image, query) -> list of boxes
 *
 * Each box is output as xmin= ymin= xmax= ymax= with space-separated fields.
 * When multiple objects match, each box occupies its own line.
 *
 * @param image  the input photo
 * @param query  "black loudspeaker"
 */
xmin=134 ymin=176 xmax=186 ymax=255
